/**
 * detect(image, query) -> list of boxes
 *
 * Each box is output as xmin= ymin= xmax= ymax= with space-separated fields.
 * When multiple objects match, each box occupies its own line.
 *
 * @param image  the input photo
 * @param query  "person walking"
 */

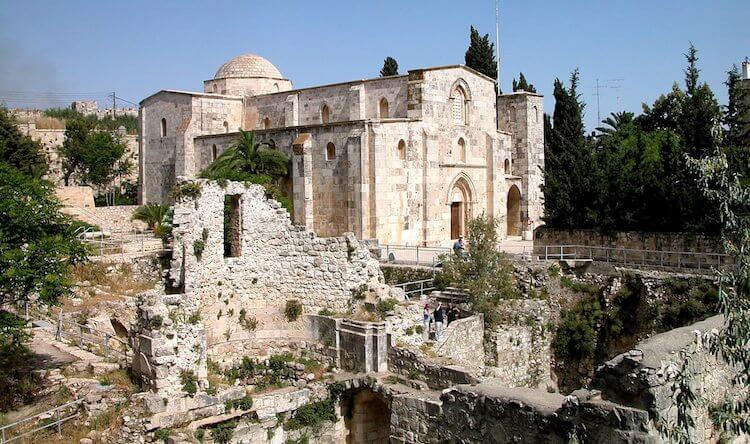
xmin=452 ymin=236 xmax=466 ymax=258
xmin=422 ymin=304 xmax=431 ymax=341
xmin=433 ymin=302 xmax=445 ymax=340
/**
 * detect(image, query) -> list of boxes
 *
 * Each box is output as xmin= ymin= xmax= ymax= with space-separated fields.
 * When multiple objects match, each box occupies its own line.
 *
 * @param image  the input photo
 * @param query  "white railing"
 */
xmin=393 ymin=278 xmax=436 ymax=299
xmin=535 ymin=244 xmax=729 ymax=272
xmin=77 ymin=229 xmax=163 ymax=257
xmin=0 ymin=399 xmax=83 ymax=443
xmin=380 ymin=244 xmax=452 ymax=267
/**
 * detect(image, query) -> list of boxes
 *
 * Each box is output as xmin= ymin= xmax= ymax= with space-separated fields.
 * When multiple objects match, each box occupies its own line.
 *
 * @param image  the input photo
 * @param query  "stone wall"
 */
xmin=594 ymin=315 xmax=738 ymax=443
xmin=168 ymin=179 xmax=382 ymax=346
xmin=56 ymin=186 xmax=95 ymax=208
xmin=62 ymin=204 xmax=146 ymax=232
xmin=388 ymin=346 xmax=479 ymax=390
xmin=439 ymin=384 xmax=658 ymax=443
xmin=534 ymin=227 xmax=724 ymax=254
xmin=432 ymin=314 xmax=484 ymax=368
xmin=485 ymin=299 xmax=554 ymax=389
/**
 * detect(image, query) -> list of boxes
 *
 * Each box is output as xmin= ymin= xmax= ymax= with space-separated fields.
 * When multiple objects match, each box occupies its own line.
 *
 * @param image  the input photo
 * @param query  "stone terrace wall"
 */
xmin=169 ymin=180 xmax=382 ymax=345
xmin=535 ymin=227 xmax=723 ymax=254
xmin=432 ymin=314 xmax=484 ymax=368
xmin=439 ymin=384 xmax=658 ymax=443
xmin=594 ymin=315 xmax=738 ymax=443
xmin=388 ymin=346 xmax=479 ymax=390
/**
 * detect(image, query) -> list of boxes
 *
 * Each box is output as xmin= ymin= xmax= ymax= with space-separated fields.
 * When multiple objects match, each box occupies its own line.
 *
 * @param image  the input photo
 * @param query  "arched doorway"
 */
xmin=506 ymin=185 xmax=522 ymax=237
xmin=449 ymin=176 xmax=473 ymax=239
xmin=343 ymin=389 xmax=391 ymax=443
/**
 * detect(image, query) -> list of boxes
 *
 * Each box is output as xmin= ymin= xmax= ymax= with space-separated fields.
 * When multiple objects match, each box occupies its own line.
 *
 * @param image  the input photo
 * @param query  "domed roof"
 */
xmin=214 ymin=54 xmax=284 ymax=79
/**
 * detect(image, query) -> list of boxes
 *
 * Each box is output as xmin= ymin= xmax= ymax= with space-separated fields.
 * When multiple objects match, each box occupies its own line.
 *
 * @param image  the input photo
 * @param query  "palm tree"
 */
xmin=200 ymin=130 xmax=289 ymax=181
xmin=596 ymin=111 xmax=635 ymax=135
xmin=132 ymin=203 xmax=170 ymax=230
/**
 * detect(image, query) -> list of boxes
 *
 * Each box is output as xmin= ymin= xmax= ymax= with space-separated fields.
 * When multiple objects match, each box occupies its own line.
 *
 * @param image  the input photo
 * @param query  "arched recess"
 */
xmin=321 ymin=104 xmax=330 ymax=124
xmin=341 ymin=389 xmax=391 ymax=443
xmin=160 ymin=118 xmax=167 ymax=137
xmin=263 ymin=117 xmax=270 ymax=129
xmin=506 ymin=185 xmax=522 ymax=237
xmin=447 ymin=173 xmax=475 ymax=239
xmin=397 ymin=139 xmax=406 ymax=160
xmin=504 ymin=159 xmax=511 ymax=175
xmin=379 ymin=98 xmax=389 ymax=119
xmin=457 ymin=137 xmax=466 ymax=163
xmin=211 ymin=144 xmax=218 ymax=162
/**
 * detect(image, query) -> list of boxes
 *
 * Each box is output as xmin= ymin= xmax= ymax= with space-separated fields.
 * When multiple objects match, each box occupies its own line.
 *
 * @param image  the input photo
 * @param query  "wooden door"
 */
xmin=450 ymin=202 xmax=461 ymax=239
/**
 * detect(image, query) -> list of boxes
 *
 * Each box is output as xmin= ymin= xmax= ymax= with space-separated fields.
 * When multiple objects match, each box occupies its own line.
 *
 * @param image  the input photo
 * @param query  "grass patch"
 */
xmin=283 ymin=399 xmax=337 ymax=431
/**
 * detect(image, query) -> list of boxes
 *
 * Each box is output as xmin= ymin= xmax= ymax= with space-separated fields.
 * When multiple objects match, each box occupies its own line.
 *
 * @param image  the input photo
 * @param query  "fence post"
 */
xmin=678 ymin=254 xmax=681 ymax=269
xmin=416 ymin=246 xmax=419 ymax=265
xmin=56 ymin=408 xmax=61 ymax=435
xmin=642 ymin=250 xmax=645 ymax=267
xmin=56 ymin=310 xmax=63 ymax=341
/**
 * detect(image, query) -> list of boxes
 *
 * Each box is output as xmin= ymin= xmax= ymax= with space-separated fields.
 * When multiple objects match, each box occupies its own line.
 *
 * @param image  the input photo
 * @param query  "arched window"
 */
xmin=504 ymin=159 xmax=511 ymax=175
xmin=458 ymin=138 xmax=466 ymax=163
xmin=212 ymin=84 xmax=218 ymax=93
xmin=263 ymin=117 xmax=270 ymax=129
xmin=273 ymin=83 xmax=279 ymax=92
xmin=379 ymin=98 xmax=389 ymax=119
xmin=160 ymin=118 xmax=167 ymax=137
xmin=212 ymin=144 xmax=218 ymax=161
xmin=326 ymin=142 xmax=336 ymax=160
xmin=451 ymin=86 xmax=467 ymax=125
xmin=533 ymin=106 xmax=539 ymax=123
xmin=510 ymin=106 xmax=517 ymax=123
xmin=223 ymin=121 xmax=229 ymax=133
xmin=397 ymin=139 xmax=406 ymax=160
xmin=321 ymin=104 xmax=330 ymax=124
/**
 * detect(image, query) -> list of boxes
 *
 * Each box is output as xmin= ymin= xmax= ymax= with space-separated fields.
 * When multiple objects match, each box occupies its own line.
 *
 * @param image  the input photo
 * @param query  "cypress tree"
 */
xmin=512 ymin=73 xmax=537 ymax=93
xmin=724 ymin=65 xmax=750 ymax=148
xmin=678 ymin=44 xmax=722 ymax=157
xmin=464 ymin=26 xmax=497 ymax=82
xmin=380 ymin=57 xmax=399 ymax=77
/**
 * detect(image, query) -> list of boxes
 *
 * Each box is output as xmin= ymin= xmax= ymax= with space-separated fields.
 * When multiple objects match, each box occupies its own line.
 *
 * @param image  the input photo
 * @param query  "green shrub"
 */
xmin=553 ymin=295 xmax=604 ymax=362
xmin=376 ymin=298 xmax=398 ymax=319
xmin=560 ymin=276 xmax=600 ymax=296
xmin=188 ymin=311 xmax=201 ymax=325
xmin=170 ymin=182 xmax=202 ymax=202
xmin=0 ymin=343 xmax=41 ymax=412
xmin=193 ymin=239 xmax=205 ymax=258
xmin=405 ymin=327 xmax=414 ymax=335
xmin=415 ymin=325 xmax=424 ymax=335
xmin=284 ymin=399 xmax=337 ymax=431
xmin=547 ymin=263 xmax=561 ymax=277
xmin=148 ymin=315 xmax=163 ymax=330
xmin=318 ymin=308 xmax=333 ymax=316
xmin=194 ymin=428 xmax=205 ymax=443
xmin=285 ymin=300 xmax=303 ymax=322
xmin=154 ymin=428 xmax=171 ymax=443
xmin=351 ymin=283 xmax=368 ymax=301
xmin=210 ymin=420 xmax=237 ymax=444
xmin=225 ymin=395 xmax=253 ymax=411
xmin=382 ymin=266 xmax=435 ymax=284
xmin=180 ymin=370 xmax=198 ymax=395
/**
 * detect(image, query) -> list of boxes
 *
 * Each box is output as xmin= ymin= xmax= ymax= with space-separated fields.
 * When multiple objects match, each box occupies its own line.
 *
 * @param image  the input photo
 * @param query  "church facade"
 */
xmin=139 ymin=54 xmax=544 ymax=246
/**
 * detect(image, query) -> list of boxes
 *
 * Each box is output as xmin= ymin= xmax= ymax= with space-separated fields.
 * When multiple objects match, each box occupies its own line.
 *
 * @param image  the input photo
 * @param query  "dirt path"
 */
xmin=27 ymin=327 xmax=79 ymax=369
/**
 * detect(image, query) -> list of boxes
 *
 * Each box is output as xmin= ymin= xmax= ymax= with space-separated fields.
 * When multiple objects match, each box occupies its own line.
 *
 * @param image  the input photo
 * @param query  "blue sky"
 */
xmin=1 ymin=0 xmax=748 ymax=131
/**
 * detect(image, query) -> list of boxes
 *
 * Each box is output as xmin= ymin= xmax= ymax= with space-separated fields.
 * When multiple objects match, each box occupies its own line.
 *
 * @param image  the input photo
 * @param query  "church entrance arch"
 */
xmin=506 ymin=185 xmax=522 ymax=237
xmin=448 ymin=175 xmax=474 ymax=239
xmin=342 ymin=389 xmax=391 ymax=443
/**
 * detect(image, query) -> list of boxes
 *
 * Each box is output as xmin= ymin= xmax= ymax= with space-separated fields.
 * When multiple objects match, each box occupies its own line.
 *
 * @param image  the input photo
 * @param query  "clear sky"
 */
xmin=1 ymin=0 xmax=748 ymax=131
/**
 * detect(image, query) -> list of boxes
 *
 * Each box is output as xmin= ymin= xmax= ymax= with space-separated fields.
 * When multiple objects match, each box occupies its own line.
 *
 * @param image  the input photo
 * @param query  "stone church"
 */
xmin=139 ymin=54 xmax=544 ymax=246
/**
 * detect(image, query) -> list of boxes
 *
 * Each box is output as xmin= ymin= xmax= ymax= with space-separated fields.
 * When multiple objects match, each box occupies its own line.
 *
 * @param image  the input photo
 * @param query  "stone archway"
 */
xmin=448 ymin=176 xmax=474 ymax=240
xmin=506 ymin=185 xmax=522 ymax=237
xmin=342 ymin=389 xmax=391 ymax=444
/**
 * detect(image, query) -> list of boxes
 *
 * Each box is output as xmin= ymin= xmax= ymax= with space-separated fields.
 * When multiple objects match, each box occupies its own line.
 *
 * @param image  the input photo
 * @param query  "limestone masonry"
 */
xmin=139 ymin=54 xmax=544 ymax=245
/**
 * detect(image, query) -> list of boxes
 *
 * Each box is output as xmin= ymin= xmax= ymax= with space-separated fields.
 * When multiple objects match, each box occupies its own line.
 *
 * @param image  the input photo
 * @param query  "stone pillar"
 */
xmin=346 ymin=135 xmax=365 ymax=238
xmin=348 ymin=85 xmax=366 ymax=120
xmin=292 ymin=133 xmax=314 ymax=230
xmin=338 ymin=320 xmax=388 ymax=373
xmin=285 ymin=94 xmax=299 ymax=127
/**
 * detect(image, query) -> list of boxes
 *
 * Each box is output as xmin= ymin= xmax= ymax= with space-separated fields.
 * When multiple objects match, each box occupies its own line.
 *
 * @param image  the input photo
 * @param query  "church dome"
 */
xmin=214 ymin=54 xmax=284 ymax=80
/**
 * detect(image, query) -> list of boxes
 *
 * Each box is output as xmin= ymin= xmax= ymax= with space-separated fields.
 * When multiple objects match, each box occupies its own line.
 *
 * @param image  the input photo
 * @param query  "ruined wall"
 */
xmin=169 ymin=179 xmax=381 ymax=348
xmin=432 ymin=314 xmax=484 ymax=368
xmin=594 ymin=315 xmax=738 ymax=443
xmin=439 ymin=384 xmax=658 ymax=443
xmin=388 ymin=346 xmax=479 ymax=390
xmin=485 ymin=299 xmax=554 ymax=389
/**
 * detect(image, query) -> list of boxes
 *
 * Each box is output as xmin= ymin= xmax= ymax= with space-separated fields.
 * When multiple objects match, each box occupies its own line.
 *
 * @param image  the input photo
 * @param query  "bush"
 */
xmin=284 ymin=399 xmax=337 ymax=431
xmin=351 ymin=283 xmax=368 ymax=301
xmin=154 ymin=428 xmax=171 ymax=444
xmin=180 ymin=370 xmax=198 ymax=395
xmin=285 ymin=300 xmax=303 ymax=322
xmin=382 ymin=266 xmax=435 ymax=284
xmin=376 ymin=298 xmax=398 ymax=319
xmin=415 ymin=325 xmax=424 ymax=335
xmin=225 ymin=395 xmax=253 ymax=411
xmin=193 ymin=239 xmax=205 ymax=258
xmin=553 ymin=295 xmax=604 ymax=362
xmin=210 ymin=420 xmax=237 ymax=444
xmin=194 ymin=428 xmax=205 ymax=443
xmin=170 ymin=182 xmax=202 ymax=202
xmin=560 ymin=276 xmax=600 ymax=296
xmin=188 ymin=311 xmax=202 ymax=325
xmin=0 ymin=343 xmax=41 ymax=412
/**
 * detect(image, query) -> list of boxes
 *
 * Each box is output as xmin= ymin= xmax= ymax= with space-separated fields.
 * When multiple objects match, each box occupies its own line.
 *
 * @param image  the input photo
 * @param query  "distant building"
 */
xmin=139 ymin=54 xmax=545 ymax=245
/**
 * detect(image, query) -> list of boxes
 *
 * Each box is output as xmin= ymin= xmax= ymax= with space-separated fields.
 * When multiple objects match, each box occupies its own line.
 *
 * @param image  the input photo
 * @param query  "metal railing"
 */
xmin=380 ymin=244 xmax=452 ymax=267
xmin=0 ymin=399 xmax=83 ymax=443
xmin=393 ymin=278 xmax=436 ymax=299
xmin=535 ymin=244 xmax=729 ymax=272
xmin=78 ymin=229 xmax=162 ymax=257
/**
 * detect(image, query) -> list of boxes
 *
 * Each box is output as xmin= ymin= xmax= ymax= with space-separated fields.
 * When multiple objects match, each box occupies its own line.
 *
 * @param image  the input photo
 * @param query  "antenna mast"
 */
xmin=495 ymin=0 xmax=501 ymax=94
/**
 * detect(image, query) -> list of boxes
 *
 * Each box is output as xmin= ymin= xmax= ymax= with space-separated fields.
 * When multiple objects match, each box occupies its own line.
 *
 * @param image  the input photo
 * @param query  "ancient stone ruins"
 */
xmin=16 ymin=178 xmax=728 ymax=443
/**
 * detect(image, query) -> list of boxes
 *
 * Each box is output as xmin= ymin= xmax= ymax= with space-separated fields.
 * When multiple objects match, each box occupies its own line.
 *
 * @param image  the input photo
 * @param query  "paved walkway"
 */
xmin=381 ymin=238 xmax=533 ymax=266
